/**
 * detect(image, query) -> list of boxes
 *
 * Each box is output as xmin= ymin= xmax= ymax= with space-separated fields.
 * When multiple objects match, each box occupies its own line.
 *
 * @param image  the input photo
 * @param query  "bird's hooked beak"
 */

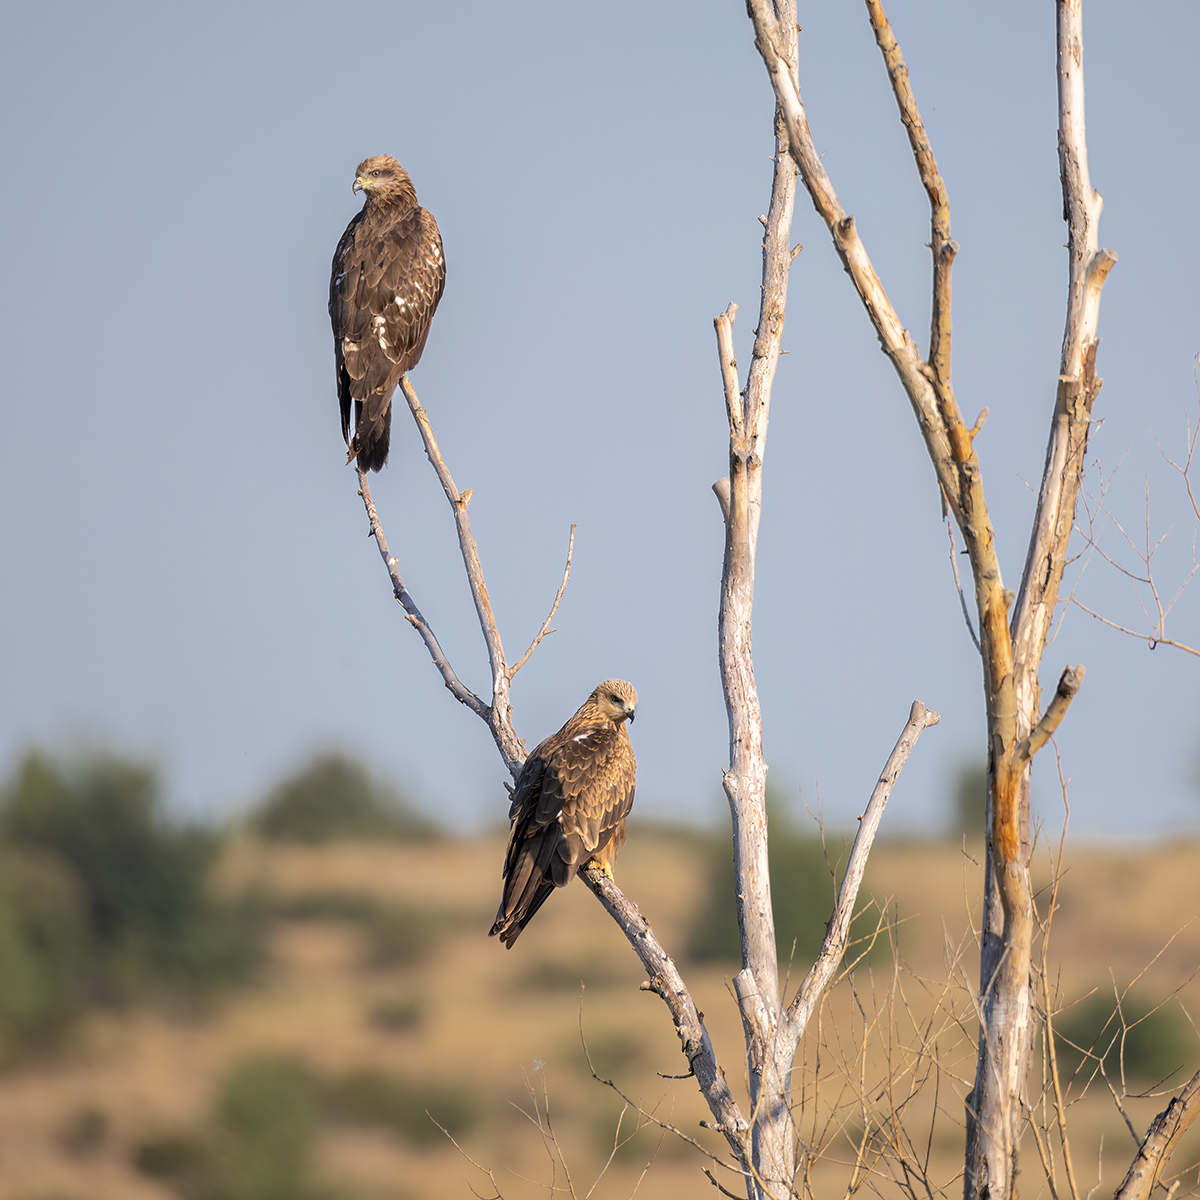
xmin=625 ymin=707 xmax=636 ymax=724
xmin=353 ymin=176 xmax=366 ymax=195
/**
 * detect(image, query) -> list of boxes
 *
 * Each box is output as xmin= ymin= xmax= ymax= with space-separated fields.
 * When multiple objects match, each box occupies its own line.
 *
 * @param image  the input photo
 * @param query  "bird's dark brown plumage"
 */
xmin=490 ymin=680 xmax=638 ymax=949
xmin=329 ymin=155 xmax=445 ymax=472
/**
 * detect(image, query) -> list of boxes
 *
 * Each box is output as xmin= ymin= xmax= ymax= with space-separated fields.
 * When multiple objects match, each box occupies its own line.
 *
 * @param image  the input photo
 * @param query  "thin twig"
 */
xmin=509 ymin=524 xmax=576 ymax=678
xmin=1070 ymin=599 xmax=1200 ymax=657
xmin=1036 ymin=744 xmax=1083 ymax=1200
xmin=947 ymin=519 xmax=981 ymax=653
xmin=704 ymin=1168 xmax=749 ymax=1199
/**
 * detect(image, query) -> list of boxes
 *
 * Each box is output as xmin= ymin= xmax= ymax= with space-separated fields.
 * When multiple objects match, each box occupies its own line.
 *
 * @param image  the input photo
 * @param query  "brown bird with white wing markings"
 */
xmin=329 ymin=155 xmax=445 ymax=472
xmin=490 ymin=680 xmax=638 ymax=948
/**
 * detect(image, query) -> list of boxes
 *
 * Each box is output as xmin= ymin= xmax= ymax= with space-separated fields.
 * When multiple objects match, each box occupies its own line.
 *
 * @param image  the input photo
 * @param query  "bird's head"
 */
xmin=352 ymin=155 xmax=417 ymax=205
xmin=592 ymin=679 xmax=637 ymax=725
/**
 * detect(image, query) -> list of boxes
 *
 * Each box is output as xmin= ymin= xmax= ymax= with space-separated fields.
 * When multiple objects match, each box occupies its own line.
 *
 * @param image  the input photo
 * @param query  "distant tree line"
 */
xmin=0 ymin=748 xmax=439 ymax=1055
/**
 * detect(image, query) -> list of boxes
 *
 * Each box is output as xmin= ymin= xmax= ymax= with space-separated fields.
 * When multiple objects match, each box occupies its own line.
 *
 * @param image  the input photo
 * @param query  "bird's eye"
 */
xmin=372 ymin=169 xmax=382 ymax=178
xmin=610 ymin=694 xmax=621 ymax=705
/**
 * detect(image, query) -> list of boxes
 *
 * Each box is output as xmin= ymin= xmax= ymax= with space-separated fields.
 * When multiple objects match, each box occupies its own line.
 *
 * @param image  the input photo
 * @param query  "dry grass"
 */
xmin=0 ymin=829 xmax=1196 ymax=1200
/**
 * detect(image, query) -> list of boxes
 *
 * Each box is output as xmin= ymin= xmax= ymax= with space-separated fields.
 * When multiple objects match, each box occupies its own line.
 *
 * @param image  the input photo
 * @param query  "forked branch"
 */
xmin=357 ymin=469 xmax=487 ymax=719
xmin=356 ymin=376 xmax=575 ymax=776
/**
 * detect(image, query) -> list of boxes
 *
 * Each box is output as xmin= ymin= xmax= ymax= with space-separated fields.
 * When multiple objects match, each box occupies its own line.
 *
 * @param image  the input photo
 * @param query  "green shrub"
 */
xmin=213 ymin=1056 xmax=329 ymax=1200
xmin=135 ymin=1130 xmax=210 ymax=1188
xmin=362 ymin=904 xmax=445 ymax=967
xmin=265 ymin=890 xmax=448 ymax=967
xmin=366 ymin=993 xmax=423 ymax=1033
xmin=1054 ymin=991 xmax=1193 ymax=1086
xmin=253 ymin=753 xmax=439 ymax=843
xmin=0 ymin=848 xmax=87 ymax=1046
xmin=324 ymin=1067 xmax=477 ymax=1146
xmin=136 ymin=1055 xmax=335 ymax=1200
xmin=949 ymin=762 xmax=988 ymax=839
xmin=0 ymin=750 xmax=262 ymax=1012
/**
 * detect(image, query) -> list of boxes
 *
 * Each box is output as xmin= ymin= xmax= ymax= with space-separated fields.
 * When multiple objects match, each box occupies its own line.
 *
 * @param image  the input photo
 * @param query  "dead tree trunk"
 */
xmin=712 ymin=3 xmax=798 ymax=1189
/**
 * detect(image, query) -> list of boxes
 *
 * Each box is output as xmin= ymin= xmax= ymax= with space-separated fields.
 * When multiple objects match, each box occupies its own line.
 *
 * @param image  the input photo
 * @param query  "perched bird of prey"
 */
xmin=329 ymin=155 xmax=445 ymax=472
xmin=490 ymin=680 xmax=638 ymax=949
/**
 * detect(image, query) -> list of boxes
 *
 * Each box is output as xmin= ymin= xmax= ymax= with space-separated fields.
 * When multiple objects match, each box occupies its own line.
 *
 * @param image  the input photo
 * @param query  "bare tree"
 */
xmin=343 ymin=3 xmax=1200 ymax=1199
xmin=742 ymin=1 xmax=1200 ymax=1199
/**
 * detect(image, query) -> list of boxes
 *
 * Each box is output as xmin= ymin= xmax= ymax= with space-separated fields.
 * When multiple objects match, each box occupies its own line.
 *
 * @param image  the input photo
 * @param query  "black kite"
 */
xmin=329 ymin=155 xmax=445 ymax=472
xmin=490 ymin=680 xmax=638 ymax=948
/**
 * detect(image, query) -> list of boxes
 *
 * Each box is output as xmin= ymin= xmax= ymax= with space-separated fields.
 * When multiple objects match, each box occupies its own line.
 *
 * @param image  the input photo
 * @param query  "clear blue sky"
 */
xmin=1 ymin=1 xmax=1197 ymax=837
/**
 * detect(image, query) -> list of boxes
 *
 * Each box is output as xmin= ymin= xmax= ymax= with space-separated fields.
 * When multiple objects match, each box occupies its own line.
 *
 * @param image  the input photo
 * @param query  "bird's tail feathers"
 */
xmin=350 ymin=416 xmax=391 ymax=472
xmin=489 ymin=845 xmax=559 ymax=949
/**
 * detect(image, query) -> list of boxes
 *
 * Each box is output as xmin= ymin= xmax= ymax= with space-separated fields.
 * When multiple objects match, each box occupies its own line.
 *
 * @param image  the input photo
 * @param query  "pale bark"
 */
xmin=1113 ymin=1070 xmax=1200 ymax=1200
xmin=740 ymin=3 xmax=1112 ymax=1198
xmin=713 ymin=6 xmax=797 ymax=1190
xmin=580 ymin=865 xmax=751 ymax=1165
xmin=783 ymin=701 xmax=940 ymax=1043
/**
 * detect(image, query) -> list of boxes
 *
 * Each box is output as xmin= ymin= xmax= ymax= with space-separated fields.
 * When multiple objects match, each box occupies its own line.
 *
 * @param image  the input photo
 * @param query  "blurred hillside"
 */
xmin=0 ymin=753 xmax=1196 ymax=1199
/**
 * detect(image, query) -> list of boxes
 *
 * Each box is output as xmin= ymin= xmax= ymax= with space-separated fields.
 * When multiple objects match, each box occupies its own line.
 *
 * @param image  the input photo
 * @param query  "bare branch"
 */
xmin=864 ymin=0 xmax=957 ymax=389
xmin=713 ymin=477 xmax=732 ymax=525
xmin=946 ymin=519 xmax=982 ymax=654
xmin=1070 ymin=599 xmax=1200 ymax=658
xmin=715 ymin=303 xmax=743 ymax=441
xmin=509 ymin=524 xmax=576 ymax=678
xmin=579 ymin=863 xmax=750 ymax=1162
xmin=356 ymin=468 xmax=488 ymax=718
xmin=1113 ymin=1071 xmax=1200 ymax=1200
xmin=397 ymin=375 xmax=525 ymax=775
xmin=743 ymin=0 xmax=959 ymax=508
xmin=1010 ymin=0 xmax=1119 ymax=709
xmin=785 ymin=701 xmax=941 ymax=1038
xmin=1016 ymin=665 xmax=1085 ymax=764
xmin=714 ymin=15 xmax=802 ymax=1189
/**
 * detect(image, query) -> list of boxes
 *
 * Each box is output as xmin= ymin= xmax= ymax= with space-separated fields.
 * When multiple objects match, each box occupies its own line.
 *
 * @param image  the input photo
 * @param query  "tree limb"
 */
xmin=356 ymin=468 xmax=488 ymax=719
xmin=1016 ymin=665 xmax=1085 ymax=764
xmin=864 ymin=0 xmax=957 ymax=390
xmin=579 ymin=863 xmax=750 ymax=1163
xmin=396 ymin=375 xmax=525 ymax=776
xmin=784 ymin=700 xmax=941 ymax=1043
xmin=1113 ymin=1071 xmax=1200 ymax=1200
xmin=1010 ymin=0 xmax=1118 ymax=717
